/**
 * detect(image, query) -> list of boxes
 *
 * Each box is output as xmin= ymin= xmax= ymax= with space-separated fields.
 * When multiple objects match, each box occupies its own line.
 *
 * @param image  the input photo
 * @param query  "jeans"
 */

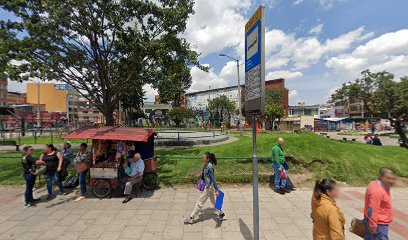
xmin=79 ymin=171 xmax=87 ymax=196
xmin=272 ymin=163 xmax=286 ymax=189
xmin=364 ymin=218 xmax=389 ymax=240
xmin=45 ymin=171 xmax=64 ymax=196
xmin=24 ymin=174 xmax=36 ymax=204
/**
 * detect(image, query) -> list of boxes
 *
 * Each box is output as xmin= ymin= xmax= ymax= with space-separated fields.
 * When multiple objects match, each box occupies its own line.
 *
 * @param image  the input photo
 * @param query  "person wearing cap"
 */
xmin=62 ymin=141 xmax=74 ymax=164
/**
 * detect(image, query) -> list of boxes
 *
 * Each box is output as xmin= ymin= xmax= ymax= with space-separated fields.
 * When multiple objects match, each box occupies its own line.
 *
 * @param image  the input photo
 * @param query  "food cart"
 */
xmin=64 ymin=127 xmax=159 ymax=198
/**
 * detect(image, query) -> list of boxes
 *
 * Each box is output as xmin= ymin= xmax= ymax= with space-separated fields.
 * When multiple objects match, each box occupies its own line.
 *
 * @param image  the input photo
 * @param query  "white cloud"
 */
xmin=184 ymin=0 xmax=251 ymax=56
xmin=289 ymin=89 xmax=298 ymax=98
xmin=143 ymin=84 xmax=158 ymax=102
xmin=293 ymin=0 xmax=304 ymax=5
xmin=318 ymin=0 xmax=346 ymax=10
xmin=325 ymin=29 xmax=408 ymax=78
xmin=309 ymin=23 xmax=324 ymax=35
xmin=266 ymin=70 xmax=303 ymax=80
xmin=189 ymin=64 xmax=229 ymax=92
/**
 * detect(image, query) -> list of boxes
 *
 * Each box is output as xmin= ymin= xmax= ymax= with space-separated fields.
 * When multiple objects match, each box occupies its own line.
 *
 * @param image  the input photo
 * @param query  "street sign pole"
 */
xmin=244 ymin=6 xmax=265 ymax=240
xmin=252 ymin=114 xmax=259 ymax=240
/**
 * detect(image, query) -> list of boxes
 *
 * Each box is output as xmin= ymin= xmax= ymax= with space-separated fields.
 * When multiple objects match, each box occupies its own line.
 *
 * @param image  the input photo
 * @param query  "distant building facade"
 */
xmin=185 ymin=78 xmax=289 ymax=116
xmin=77 ymin=96 xmax=102 ymax=123
xmin=26 ymin=83 xmax=79 ymax=123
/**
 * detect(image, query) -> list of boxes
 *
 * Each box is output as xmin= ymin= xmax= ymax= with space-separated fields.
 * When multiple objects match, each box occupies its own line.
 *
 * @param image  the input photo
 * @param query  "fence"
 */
xmin=155 ymin=130 xmax=227 ymax=142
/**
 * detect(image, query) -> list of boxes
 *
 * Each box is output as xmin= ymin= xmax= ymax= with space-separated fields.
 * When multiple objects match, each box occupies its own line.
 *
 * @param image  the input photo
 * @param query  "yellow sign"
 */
xmin=245 ymin=6 xmax=263 ymax=33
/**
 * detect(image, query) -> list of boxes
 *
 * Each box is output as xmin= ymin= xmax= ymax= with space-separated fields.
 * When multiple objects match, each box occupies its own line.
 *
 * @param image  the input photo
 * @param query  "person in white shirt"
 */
xmin=122 ymin=153 xmax=144 ymax=203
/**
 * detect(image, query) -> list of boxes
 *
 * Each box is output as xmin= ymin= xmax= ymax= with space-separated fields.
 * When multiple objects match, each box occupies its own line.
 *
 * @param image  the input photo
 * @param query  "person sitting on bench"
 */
xmin=122 ymin=153 xmax=144 ymax=203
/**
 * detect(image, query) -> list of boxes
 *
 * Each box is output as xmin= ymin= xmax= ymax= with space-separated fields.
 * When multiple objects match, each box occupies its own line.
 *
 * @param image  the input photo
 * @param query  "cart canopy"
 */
xmin=64 ymin=127 xmax=155 ymax=142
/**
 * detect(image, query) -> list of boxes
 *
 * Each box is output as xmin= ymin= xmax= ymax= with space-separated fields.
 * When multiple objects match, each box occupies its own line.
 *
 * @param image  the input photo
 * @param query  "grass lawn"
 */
xmin=0 ymin=133 xmax=407 ymax=186
xmin=155 ymin=133 xmax=408 ymax=186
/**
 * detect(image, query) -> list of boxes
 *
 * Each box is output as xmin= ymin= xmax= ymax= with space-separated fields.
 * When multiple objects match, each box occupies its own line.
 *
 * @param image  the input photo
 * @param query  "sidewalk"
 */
xmin=0 ymin=186 xmax=407 ymax=240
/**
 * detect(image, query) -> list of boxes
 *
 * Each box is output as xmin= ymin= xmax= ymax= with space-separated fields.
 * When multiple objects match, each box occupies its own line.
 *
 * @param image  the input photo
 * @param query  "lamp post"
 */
xmin=219 ymin=53 xmax=243 ymax=136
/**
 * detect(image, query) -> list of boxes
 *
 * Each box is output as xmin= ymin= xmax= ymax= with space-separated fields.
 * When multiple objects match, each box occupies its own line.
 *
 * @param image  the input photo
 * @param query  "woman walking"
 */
xmin=22 ymin=146 xmax=41 ymax=207
xmin=311 ymin=179 xmax=345 ymax=240
xmin=73 ymin=143 xmax=90 ymax=202
xmin=185 ymin=152 xmax=225 ymax=224
xmin=38 ymin=144 xmax=66 ymax=199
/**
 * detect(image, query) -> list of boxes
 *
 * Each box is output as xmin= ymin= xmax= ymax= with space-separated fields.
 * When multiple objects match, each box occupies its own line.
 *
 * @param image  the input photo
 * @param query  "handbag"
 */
xmin=29 ymin=164 xmax=47 ymax=176
xmin=349 ymin=218 xmax=365 ymax=238
xmin=197 ymin=179 xmax=205 ymax=192
xmin=75 ymin=162 xmax=89 ymax=174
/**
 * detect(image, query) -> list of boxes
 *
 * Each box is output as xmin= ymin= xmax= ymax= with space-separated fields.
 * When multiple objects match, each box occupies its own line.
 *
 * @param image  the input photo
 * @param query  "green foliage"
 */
xmin=208 ymin=95 xmax=236 ymax=113
xmin=168 ymin=107 xmax=193 ymax=126
xmin=0 ymin=0 xmax=204 ymax=125
xmin=330 ymin=70 xmax=408 ymax=148
xmin=263 ymin=88 xmax=284 ymax=126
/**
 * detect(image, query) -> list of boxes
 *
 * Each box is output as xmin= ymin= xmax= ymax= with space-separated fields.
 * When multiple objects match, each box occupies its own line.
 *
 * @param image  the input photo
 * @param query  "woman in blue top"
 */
xmin=185 ymin=152 xmax=225 ymax=224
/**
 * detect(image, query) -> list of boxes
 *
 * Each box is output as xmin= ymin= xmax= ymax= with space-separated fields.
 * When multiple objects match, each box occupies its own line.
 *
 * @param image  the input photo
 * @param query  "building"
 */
xmin=289 ymin=104 xmax=320 ymax=117
xmin=185 ymin=78 xmax=289 ymax=115
xmin=5 ymin=91 xmax=27 ymax=106
xmin=280 ymin=116 xmax=315 ymax=132
xmin=77 ymin=96 xmax=102 ymax=123
xmin=26 ymin=83 xmax=79 ymax=123
xmin=0 ymin=77 xmax=8 ymax=107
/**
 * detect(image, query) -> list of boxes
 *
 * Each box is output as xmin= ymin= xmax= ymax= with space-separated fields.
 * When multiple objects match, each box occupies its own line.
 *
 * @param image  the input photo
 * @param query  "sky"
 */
xmin=3 ymin=0 xmax=408 ymax=105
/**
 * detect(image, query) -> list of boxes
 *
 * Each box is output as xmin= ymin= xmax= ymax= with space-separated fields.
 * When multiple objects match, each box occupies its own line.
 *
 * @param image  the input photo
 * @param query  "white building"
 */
xmin=185 ymin=86 xmax=240 ymax=111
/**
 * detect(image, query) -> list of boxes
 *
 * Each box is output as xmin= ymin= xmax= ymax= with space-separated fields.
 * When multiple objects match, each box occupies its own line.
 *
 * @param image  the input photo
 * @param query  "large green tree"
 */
xmin=330 ymin=70 xmax=408 ymax=148
xmin=208 ymin=95 xmax=236 ymax=122
xmin=0 ymin=0 xmax=204 ymax=125
xmin=263 ymin=88 xmax=284 ymax=129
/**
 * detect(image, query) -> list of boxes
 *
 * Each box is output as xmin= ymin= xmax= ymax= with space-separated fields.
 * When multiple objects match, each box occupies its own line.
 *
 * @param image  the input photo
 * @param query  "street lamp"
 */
xmin=219 ymin=53 xmax=243 ymax=136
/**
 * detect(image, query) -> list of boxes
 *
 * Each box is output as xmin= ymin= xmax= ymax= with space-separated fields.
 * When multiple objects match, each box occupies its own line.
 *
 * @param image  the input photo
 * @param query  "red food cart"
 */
xmin=64 ymin=127 xmax=159 ymax=198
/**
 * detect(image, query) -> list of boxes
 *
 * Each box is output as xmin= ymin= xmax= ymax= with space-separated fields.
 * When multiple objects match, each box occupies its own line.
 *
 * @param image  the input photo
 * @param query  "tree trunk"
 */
xmin=394 ymin=120 xmax=408 ymax=148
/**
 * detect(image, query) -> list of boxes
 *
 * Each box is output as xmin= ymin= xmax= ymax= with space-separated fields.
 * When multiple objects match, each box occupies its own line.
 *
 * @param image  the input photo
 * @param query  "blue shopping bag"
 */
xmin=214 ymin=190 xmax=224 ymax=211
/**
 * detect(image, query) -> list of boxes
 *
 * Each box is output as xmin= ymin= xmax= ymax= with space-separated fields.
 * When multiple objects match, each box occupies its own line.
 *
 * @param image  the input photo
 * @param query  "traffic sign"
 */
xmin=245 ymin=6 xmax=265 ymax=114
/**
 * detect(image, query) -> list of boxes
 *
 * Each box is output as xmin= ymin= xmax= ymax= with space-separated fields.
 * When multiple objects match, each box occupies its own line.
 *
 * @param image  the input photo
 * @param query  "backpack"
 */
xmin=63 ymin=175 xmax=79 ymax=188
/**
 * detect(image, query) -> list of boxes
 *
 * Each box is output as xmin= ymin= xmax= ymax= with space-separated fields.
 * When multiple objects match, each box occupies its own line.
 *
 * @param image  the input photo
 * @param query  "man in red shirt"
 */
xmin=364 ymin=168 xmax=397 ymax=240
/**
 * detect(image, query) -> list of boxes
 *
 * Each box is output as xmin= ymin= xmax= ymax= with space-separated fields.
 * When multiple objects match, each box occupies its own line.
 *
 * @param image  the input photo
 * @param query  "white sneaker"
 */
xmin=184 ymin=216 xmax=194 ymax=224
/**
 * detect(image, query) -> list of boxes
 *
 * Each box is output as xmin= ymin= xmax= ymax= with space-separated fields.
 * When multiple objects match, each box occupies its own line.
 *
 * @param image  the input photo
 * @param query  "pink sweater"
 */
xmin=364 ymin=180 xmax=393 ymax=232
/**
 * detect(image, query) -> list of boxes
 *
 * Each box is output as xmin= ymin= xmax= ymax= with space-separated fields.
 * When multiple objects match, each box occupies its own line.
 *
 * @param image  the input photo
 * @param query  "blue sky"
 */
xmin=2 ymin=0 xmax=408 ymax=105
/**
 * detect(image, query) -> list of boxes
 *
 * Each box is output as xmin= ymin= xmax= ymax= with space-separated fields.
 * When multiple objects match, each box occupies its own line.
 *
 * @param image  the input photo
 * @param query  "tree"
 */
xmin=0 ymin=0 xmax=205 ymax=125
xmin=330 ymin=70 xmax=408 ymax=148
xmin=208 ymin=95 xmax=236 ymax=123
xmin=168 ymin=107 xmax=193 ymax=126
xmin=263 ymin=88 xmax=284 ymax=129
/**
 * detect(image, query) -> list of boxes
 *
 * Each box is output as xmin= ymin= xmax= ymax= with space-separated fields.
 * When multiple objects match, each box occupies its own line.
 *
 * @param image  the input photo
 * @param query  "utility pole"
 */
xmin=36 ymin=82 xmax=41 ymax=126
xmin=219 ymin=53 xmax=243 ymax=136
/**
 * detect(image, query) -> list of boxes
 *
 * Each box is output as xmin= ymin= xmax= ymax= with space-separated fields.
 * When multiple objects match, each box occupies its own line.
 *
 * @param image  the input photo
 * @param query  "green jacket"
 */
xmin=272 ymin=143 xmax=285 ymax=165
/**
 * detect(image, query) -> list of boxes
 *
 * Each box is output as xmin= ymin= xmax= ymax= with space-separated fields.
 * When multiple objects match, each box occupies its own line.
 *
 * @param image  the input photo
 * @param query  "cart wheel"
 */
xmin=143 ymin=172 xmax=160 ymax=190
xmin=92 ymin=179 xmax=111 ymax=198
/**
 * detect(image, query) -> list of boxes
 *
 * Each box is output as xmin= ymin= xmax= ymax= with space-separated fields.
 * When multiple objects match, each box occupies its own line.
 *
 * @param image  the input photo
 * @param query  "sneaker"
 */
xmin=122 ymin=195 xmax=132 ymax=204
xmin=75 ymin=196 xmax=86 ymax=202
xmin=46 ymin=195 xmax=54 ymax=201
xmin=31 ymin=198 xmax=41 ymax=203
xmin=283 ymin=188 xmax=291 ymax=194
xmin=274 ymin=188 xmax=285 ymax=195
xmin=216 ymin=213 xmax=225 ymax=221
xmin=24 ymin=203 xmax=32 ymax=208
xmin=61 ymin=191 xmax=69 ymax=196
xmin=184 ymin=216 xmax=194 ymax=224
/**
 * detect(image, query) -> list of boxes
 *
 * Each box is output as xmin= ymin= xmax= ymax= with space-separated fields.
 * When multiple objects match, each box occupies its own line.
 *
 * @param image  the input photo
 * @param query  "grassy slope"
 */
xmin=155 ymin=133 xmax=408 ymax=185
xmin=0 ymin=133 xmax=407 ymax=186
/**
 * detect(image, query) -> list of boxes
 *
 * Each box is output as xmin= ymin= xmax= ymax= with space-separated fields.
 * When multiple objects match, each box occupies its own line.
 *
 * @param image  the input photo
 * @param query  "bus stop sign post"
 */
xmin=244 ymin=6 xmax=265 ymax=240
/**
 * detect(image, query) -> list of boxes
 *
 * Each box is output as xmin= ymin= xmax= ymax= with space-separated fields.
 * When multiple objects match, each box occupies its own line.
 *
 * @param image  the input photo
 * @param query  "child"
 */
xmin=185 ymin=152 xmax=225 ymax=224
xmin=22 ymin=146 xmax=41 ymax=207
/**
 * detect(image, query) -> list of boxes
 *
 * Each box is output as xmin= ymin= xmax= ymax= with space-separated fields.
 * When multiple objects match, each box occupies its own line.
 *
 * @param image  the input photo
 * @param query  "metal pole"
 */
xmin=66 ymin=89 xmax=70 ymax=126
xmin=252 ymin=114 xmax=259 ymax=240
xmin=236 ymin=60 xmax=243 ymax=136
xmin=37 ymin=82 xmax=41 ymax=126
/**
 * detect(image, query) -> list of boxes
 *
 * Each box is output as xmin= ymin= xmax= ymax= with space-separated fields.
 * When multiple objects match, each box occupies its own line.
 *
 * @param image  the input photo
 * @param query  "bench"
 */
xmin=342 ymin=137 xmax=356 ymax=142
xmin=0 ymin=141 xmax=20 ymax=151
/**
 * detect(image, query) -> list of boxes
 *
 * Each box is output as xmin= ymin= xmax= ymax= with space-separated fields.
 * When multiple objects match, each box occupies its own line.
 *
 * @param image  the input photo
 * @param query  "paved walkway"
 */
xmin=0 ymin=186 xmax=407 ymax=240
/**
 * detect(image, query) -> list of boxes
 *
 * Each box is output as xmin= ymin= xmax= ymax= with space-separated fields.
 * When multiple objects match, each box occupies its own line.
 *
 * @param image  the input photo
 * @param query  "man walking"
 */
xmin=122 ymin=153 xmax=145 ymax=203
xmin=364 ymin=168 xmax=396 ymax=240
xmin=272 ymin=137 xmax=289 ymax=194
